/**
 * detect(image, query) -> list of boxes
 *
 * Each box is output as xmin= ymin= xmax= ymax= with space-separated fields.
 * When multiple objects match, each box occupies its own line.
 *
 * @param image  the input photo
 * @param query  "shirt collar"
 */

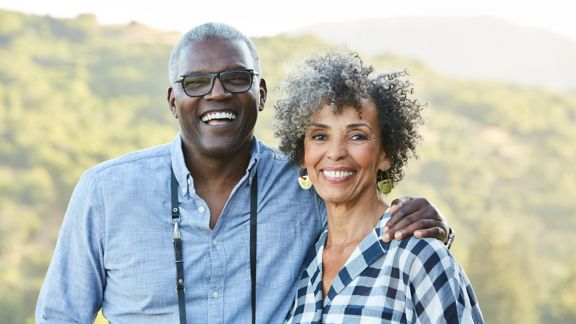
xmin=245 ymin=138 xmax=260 ymax=186
xmin=304 ymin=208 xmax=393 ymax=305
xmin=170 ymin=133 xmax=261 ymax=195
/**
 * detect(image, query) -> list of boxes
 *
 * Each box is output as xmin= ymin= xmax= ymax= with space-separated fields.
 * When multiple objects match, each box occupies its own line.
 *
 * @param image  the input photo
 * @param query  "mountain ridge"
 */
xmin=286 ymin=16 xmax=576 ymax=93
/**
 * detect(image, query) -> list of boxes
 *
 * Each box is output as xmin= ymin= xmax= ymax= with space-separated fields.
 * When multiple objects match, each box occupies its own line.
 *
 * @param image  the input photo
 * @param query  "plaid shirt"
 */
xmin=285 ymin=212 xmax=484 ymax=324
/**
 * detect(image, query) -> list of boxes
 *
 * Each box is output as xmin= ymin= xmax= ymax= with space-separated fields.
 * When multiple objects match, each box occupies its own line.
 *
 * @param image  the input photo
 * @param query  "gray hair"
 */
xmin=168 ymin=22 xmax=261 ymax=83
xmin=274 ymin=51 xmax=424 ymax=183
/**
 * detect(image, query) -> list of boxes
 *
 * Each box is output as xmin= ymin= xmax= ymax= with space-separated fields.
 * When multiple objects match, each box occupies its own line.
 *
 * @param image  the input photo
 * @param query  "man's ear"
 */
xmin=258 ymin=78 xmax=267 ymax=111
xmin=167 ymin=87 xmax=178 ymax=118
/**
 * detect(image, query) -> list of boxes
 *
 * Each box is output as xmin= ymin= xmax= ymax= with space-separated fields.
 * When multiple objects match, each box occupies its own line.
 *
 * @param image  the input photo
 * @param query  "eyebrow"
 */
xmin=308 ymin=122 xmax=372 ymax=129
xmin=308 ymin=122 xmax=328 ymax=128
xmin=180 ymin=66 xmax=250 ymax=75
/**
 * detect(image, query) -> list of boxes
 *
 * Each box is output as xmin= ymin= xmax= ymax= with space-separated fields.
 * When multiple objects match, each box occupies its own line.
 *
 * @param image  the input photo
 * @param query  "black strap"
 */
xmin=171 ymin=168 xmax=258 ymax=324
xmin=250 ymin=171 xmax=258 ymax=324
xmin=171 ymin=169 xmax=186 ymax=324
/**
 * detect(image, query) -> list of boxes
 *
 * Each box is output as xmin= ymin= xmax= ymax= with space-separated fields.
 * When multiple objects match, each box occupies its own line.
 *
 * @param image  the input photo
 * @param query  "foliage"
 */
xmin=0 ymin=9 xmax=575 ymax=323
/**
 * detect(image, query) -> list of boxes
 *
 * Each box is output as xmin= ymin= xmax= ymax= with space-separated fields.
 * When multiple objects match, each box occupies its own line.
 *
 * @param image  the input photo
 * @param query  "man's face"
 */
xmin=168 ymin=38 xmax=266 ymax=159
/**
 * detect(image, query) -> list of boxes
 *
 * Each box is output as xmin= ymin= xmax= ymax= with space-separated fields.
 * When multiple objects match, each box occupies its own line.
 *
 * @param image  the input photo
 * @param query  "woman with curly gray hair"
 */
xmin=276 ymin=52 xmax=484 ymax=323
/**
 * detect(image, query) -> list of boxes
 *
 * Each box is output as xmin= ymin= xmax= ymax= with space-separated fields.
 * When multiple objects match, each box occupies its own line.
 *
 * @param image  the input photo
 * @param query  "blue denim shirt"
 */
xmin=36 ymin=134 xmax=325 ymax=323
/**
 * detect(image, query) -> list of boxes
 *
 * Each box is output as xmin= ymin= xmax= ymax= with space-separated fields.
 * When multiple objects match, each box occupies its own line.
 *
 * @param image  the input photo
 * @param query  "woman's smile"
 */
xmin=320 ymin=168 xmax=355 ymax=183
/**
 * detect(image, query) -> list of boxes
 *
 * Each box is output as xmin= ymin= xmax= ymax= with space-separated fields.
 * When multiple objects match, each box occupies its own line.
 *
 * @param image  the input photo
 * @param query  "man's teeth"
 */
xmin=322 ymin=170 xmax=354 ymax=179
xmin=201 ymin=112 xmax=237 ymax=122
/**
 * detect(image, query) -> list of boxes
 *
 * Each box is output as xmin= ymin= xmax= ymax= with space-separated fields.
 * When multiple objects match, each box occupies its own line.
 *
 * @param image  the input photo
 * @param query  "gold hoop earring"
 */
xmin=377 ymin=171 xmax=393 ymax=194
xmin=297 ymin=169 xmax=312 ymax=190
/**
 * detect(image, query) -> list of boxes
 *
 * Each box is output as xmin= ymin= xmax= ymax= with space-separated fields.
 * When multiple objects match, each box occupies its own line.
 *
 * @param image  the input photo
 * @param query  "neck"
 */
xmin=182 ymin=140 xmax=253 ymax=192
xmin=324 ymin=191 xmax=388 ymax=248
xmin=180 ymin=139 xmax=254 ymax=229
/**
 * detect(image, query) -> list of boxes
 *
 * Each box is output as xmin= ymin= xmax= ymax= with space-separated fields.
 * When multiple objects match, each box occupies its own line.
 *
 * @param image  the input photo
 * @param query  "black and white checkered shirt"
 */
xmin=285 ymin=212 xmax=484 ymax=323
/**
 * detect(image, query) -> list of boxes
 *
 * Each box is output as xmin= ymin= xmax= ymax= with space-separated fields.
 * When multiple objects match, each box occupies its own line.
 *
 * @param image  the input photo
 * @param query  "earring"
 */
xmin=298 ymin=169 xmax=312 ymax=190
xmin=377 ymin=171 xmax=393 ymax=194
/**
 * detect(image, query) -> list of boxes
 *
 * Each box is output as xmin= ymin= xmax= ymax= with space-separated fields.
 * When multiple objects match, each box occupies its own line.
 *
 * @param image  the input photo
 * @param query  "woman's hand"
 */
xmin=382 ymin=197 xmax=450 ymax=244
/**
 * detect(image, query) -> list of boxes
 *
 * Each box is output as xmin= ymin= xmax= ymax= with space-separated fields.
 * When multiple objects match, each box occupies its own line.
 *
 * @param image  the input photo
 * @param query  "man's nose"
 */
xmin=205 ymin=77 xmax=230 ymax=98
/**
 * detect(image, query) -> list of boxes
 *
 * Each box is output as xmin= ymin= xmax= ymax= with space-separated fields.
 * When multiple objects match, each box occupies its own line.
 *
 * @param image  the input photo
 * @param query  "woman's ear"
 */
xmin=377 ymin=152 xmax=391 ymax=172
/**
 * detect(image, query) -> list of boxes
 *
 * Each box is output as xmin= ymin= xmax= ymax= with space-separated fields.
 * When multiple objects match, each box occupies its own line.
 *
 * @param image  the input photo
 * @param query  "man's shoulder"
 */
xmin=255 ymin=141 xmax=293 ymax=169
xmin=257 ymin=141 xmax=288 ymax=160
xmin=255 ymin=141 xmax=299 ymax=184
xmin=85 ymin=142 xmax=171 ymax=178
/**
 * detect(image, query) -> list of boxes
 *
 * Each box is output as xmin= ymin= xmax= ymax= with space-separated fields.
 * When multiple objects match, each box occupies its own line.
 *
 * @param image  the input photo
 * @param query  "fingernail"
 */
xmin=394 ymin=232 xmax=403 ymax=240
xmin=382 ymin=233 xmax=391 ymax=242
xmin=383 ymin=226 xmax=389 ymax=233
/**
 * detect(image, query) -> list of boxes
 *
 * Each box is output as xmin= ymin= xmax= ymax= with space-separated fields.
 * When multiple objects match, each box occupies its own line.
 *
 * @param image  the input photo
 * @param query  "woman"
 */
xmin=275 ymin=52 xmax=484 ymax=323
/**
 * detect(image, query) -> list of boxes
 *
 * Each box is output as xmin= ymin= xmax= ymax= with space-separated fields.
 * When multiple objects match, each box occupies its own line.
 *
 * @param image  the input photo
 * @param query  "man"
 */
xmin=36 ymin=22 xmax=451 ymax=323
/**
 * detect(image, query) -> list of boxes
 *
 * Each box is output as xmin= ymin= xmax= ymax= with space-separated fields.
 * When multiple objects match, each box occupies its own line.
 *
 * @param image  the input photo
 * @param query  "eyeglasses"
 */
xmin=176 ymin=69 xmax=259 ymax=97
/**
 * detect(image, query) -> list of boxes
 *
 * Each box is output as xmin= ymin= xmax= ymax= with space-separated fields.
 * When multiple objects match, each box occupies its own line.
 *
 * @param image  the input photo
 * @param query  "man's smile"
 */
xmin=200 ymin=111 xmax=238 ymax=125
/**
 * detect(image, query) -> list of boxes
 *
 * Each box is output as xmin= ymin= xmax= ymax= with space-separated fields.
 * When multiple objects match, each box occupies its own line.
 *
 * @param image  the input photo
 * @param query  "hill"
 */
xmin=288 ymin=16 xmax=576 ymax=93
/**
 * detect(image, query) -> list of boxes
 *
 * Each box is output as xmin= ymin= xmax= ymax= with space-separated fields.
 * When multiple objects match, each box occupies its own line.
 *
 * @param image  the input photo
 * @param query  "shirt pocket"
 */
xmin=105 ymin=227 xmax=174 ymax=301
xmin=254 ymin=220 xmax=303 ymax=288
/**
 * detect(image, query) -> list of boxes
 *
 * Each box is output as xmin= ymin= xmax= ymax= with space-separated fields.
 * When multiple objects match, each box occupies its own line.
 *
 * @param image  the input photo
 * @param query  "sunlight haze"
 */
xmin=1 ymin=0 xmax=576 ymax=41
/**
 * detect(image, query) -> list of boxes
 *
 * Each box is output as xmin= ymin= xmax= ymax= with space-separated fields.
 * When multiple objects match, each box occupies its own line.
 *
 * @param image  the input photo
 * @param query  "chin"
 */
xmin=317 ymin=192 xmax=351 ymax=205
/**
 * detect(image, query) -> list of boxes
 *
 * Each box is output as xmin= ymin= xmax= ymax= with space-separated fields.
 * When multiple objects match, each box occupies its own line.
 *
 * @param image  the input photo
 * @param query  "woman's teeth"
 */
xmin=322 ymin=170 xmax=354 ymax=179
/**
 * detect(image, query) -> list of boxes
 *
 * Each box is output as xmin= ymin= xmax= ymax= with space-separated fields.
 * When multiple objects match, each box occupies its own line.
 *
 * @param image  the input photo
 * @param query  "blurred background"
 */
xmin=1 ymin=1 xmax=575 ymax=323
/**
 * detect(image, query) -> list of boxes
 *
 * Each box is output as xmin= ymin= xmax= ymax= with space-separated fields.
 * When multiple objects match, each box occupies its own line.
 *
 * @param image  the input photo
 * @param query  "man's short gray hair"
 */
xmin=168 ymin=22 xmax=261 ymax=83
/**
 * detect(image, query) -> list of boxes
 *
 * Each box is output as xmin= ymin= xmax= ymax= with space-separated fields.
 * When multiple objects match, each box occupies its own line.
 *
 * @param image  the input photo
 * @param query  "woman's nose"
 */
xmin=326 ymin=138 xmax=346 ymax=161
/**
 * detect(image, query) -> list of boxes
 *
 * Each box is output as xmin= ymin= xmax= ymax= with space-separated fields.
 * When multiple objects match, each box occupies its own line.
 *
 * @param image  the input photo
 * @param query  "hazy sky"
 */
xmin=2 ymin=0 xmax=575 ymax=41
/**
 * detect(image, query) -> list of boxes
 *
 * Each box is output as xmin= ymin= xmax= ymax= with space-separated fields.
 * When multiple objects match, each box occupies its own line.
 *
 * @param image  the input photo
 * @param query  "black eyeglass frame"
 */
xmin=176 ymin=69 xmax=260 ymax=97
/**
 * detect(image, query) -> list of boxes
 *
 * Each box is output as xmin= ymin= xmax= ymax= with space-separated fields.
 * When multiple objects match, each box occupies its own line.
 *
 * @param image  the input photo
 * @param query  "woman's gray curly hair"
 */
xmin=274 ymin=51 xmax=424 ymax=184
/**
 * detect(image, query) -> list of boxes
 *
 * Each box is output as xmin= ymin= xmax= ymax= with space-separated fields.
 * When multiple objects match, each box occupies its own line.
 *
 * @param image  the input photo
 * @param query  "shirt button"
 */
xmin=198 ymin=206 xmax=206 ymax=213
xmin=212 ymin=291 xmax=219 ymax=298
xmin=212 ymin=239 xmax=218 ymax=246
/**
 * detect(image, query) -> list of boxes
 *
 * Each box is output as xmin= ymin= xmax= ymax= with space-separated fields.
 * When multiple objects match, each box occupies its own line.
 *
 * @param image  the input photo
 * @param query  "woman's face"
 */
xmin=303 ymin=99 xmax=390 ymax=205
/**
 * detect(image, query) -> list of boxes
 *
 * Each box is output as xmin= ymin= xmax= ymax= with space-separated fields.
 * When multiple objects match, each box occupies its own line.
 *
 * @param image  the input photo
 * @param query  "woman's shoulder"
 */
xmin=387 ymin=236 xmax=454 ymax=270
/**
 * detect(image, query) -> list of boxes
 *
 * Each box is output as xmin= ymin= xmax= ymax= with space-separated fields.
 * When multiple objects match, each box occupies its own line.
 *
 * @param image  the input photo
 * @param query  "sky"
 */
xmin=2 ymin=0 xmax=576 ymax=41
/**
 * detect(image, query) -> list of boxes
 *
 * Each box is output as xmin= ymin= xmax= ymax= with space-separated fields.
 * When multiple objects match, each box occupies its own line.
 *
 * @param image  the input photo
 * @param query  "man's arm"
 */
xmin=36 ymin=171 xmax=105 ymax=323
xmin=382 ymin=197 xmax=452 ymax=245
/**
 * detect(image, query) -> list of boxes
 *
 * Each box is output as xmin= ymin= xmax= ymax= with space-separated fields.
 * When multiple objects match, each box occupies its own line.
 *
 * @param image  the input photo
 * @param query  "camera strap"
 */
xmin=171 ymin=168 xmax=258 ymax=324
